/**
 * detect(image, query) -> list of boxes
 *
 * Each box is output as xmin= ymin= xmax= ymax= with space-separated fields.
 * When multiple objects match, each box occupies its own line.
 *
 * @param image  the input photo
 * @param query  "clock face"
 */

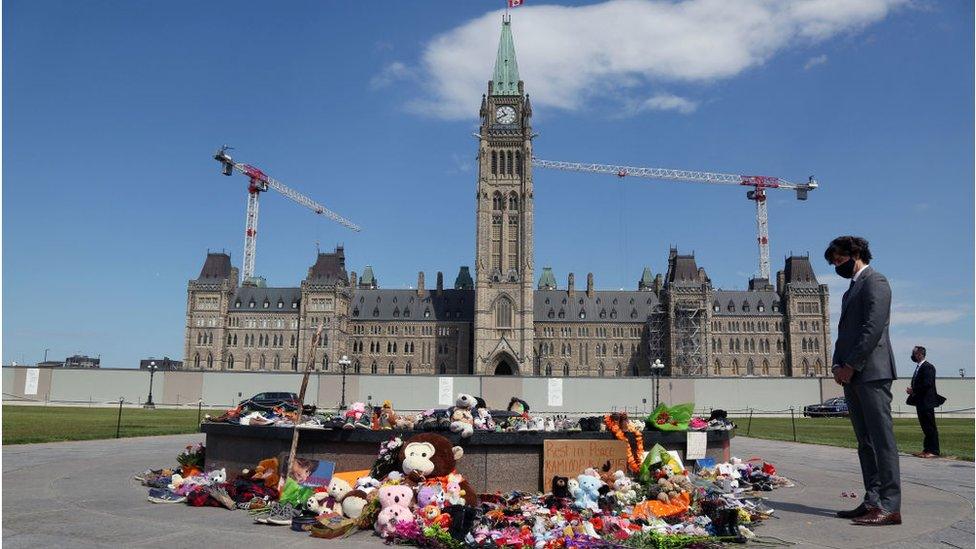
xmin=495 ymin=105 xmax=517 ymax=124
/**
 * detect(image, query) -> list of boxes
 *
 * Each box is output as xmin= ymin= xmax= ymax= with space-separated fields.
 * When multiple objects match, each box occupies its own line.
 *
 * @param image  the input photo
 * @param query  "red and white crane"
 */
xmin=531 ymin=158 xmax=818 ymax=280
xmin=214 ymin=146 xmax=361 ymax=284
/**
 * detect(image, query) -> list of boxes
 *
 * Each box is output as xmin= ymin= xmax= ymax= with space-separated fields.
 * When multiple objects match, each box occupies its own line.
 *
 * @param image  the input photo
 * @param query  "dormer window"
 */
xmin=727 ymin=301 xmax=735 ymax=312
xmin=424 ymin=308 xmax=431 ymax=318
xmin=277 ymin=300 xmax=283 ymax=309
xmin=757 ymin=301 xmax=765 ymax=312
xmin=742 ymin=301 xmax=750 ymax=312
xmin=404 ymin=307 xmax=410 ymax=317
xmin=610 ymin=309 xmax=617 ymax=319
xmin=630 ymin=309 xmax=638 ymax=319
xmin=352 ymin=308 xmax=360 ymax=317
xmin=599 ymin=308 xmax=607 ymax=319
xmin=579 ymin=311 xmax=586 ymax=319
xmin=249 ymin=300 xmax=256 ymax=309
xmin=235 ymin=300 xmax=242 ymax=308
xmin=545 ymin=298 xmax=550 ymax=305
xmin=393 ymin=307 xmax=400 ymax=318
xmin=263 ymin=300 xmax=270 ymax=309
xmin=772 ymin=302 xmax=780 ymax=312
xmin=548 ymin=308 xmax=555 ymax=319
xmin=558 ymin=309 xmax=565 ymax=319
xmin=292 ymin=301 xmax=298 ymax=309
xmin=372 ymin=307 xmax=380 ymax=317
xmin=392 ymin=296 xmax=397 ymax=303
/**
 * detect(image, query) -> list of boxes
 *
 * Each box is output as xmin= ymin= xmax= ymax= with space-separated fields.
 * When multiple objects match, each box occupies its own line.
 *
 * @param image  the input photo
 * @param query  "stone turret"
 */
xmin=568 ymin=273 xmax=575 ymax=297
xmin=538 ymin=267 xmax=557 ymax=290
xmin=586 ymin=273 xmax=594 ymax=298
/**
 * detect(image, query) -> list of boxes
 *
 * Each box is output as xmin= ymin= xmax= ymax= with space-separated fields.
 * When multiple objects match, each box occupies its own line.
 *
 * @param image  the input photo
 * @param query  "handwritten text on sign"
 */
xmin=542 ymin=440 xmax=629 ymax=485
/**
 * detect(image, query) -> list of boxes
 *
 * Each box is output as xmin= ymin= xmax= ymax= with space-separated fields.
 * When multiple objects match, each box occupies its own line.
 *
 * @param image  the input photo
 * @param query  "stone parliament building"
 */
xmin=184 ymin=18 xmax=831 ymax=378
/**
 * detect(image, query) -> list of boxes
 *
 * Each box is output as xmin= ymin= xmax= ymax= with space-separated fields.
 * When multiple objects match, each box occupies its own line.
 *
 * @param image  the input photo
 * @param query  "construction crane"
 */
xmin=214 ymin=146 xmax=361 ymax=284
xmin=531 ymin=158 xmax=818 ymax=280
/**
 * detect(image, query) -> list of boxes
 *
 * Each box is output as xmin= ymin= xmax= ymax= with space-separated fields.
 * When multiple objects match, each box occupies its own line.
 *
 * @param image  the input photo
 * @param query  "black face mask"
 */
xmin=835 ymin=258 xmax=856 ymax=279
xmin=911 ymin=354 xmax=921 ymax=363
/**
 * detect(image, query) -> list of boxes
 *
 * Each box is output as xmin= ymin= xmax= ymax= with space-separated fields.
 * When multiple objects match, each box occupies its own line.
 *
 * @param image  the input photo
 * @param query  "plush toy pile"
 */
xmin=140 ymin=401 xmax=788 ymax=548
xmin=204 ymin=394 xmax=737 ymax=435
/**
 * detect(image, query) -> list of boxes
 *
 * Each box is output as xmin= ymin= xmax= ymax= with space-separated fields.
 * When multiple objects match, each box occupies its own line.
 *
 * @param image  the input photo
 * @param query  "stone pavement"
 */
xmin=2 ymin=433 xmax=973 ymax=548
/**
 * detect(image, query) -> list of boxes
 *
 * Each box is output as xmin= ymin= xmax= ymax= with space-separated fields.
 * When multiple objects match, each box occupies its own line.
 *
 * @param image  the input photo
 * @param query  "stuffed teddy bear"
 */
xmin=206 ymin=468 xmax=227 ymax=485
xmin=306 ymin=489 xmax=333 ymax=515
xmin=378 ymin=400 xmax=397 ymax=430
xmin=444 ymin=472 xmax=467 ymax=506
xmin=417 ymin=484 xmax=446 ymax=509
xmin=419 ymin=504 xmax=452 ymax=528
xmin=573 ymin=474 xmax=603 ymax=511
xmin=394 ymin=414 xmax=416 ymax=430
xmin=374 ymin=484 xmax=414 ymax=537
xmin=551 ymin=476 xmax=570 ymax=498
xmin=449 ymin=394 xmax=477 ymax=438
xmin=310 ymin=477 xmax=351 ymax=514
xmin=243 ymin=457 xmax=280 ymax=489
xmin=612 ymin=470 xmax=638 ymax=505
xmin=397 ymin=433 xmax=478 ymax=506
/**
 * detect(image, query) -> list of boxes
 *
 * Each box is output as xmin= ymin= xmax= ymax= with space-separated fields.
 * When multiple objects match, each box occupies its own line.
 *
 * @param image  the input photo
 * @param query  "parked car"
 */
xmin=241 ymin=391 xmax=300 ymax=411
xmin=803 ymin=397 xmax=849 ymax=418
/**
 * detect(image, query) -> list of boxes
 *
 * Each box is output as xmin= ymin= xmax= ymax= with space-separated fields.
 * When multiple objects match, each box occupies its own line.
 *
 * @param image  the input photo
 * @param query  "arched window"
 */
xmin=746 ymin=359 xmax=755 ymax=376
xmin=632 ymin=363 xmax=639 ymax=377
xmin=545 ymin=363 xmax=552 ymax=376
xmin=508 ymin=192 xmax=518 ymax=211
xmin=227 ymin=355 xmax=234 ymax=369
xmin=515 ymin=151 xmax=522 ymax=175
xmin=563 ymin=363 xmax=570 ymax=377
xmin=495 ymin=297 xmax=513 ymax=328
xmin=389 ymin=362 xmax=395 ymax=374
xmin=499 ymin=149 xmax=506 ymax=174
xmin=732 ymin=359 xmax=740 ymax=375
xmin=291 ymin=355 xmax=298 ymax=369
xmin=245 ymin=355 xmax=251 ymax=370
xmin=802 ymin=339 xmax=808 ymax=351
xmin=322 ymin=355 xmax=329 ymax=371
xmin=803 ymin=358 xmax=811 ymax=376
xmin=439 ymin=363 xmax=446 ymax=374
xmin=193 ymin=353 xmax=200 ymax=368
xmin=259 ymin=355 xmax=266 ymax=370
xmin=762 ymin=359 xmax=770 ymax=376
xmin=598 ymin=362 xmax=605 ymax=376
xmin=491 ymin=151 xmax=498 ymax=175
xmin=406 ymin=362 xmax=412 ymax=374
xmin=371 ymin=361 xmax=378 ymax=374
xmin=506 ymin=151 xmax=514 ymax=175
xmin=206 ymin=353 xmax=213 ymax=369
xmin=354 ymin=360 xmax=361 ymax=374
xmin=814 ymin=339 xmax=820 ymax=351
xmin=714 ymin=359 xmax=721 ymax=375
xmin=492 ymin=191 xmax=503 ymax=210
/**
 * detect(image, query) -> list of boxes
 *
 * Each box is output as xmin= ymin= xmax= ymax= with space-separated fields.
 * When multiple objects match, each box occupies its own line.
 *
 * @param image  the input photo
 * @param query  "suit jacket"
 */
xmin=907 ymin=361 xmax=946 ymax=409
xmin=833 ymin=267 xmax=897 ymax=383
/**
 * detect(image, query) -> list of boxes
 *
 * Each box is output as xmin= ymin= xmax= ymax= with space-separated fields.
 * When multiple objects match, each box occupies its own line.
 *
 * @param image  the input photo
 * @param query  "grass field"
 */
xmin=2 ymin=405 xmax=221 ymax=445
xmin=737 ymin=416 xmax=975 ymax=461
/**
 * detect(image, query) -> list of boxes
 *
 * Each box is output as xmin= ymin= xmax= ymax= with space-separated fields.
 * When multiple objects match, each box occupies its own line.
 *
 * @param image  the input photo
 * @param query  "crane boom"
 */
xmin=531 ymin=157 xmax=818 ymax=280
xmin=214 ymin=147 xmax=361 ymax=283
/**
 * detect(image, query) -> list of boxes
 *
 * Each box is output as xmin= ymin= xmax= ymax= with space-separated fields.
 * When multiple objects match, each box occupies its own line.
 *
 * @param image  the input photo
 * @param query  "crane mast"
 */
xmin=214 ymin=147 xmax=361 ymax=284
xmin=531 ymin=158 xmax=817 ymax=280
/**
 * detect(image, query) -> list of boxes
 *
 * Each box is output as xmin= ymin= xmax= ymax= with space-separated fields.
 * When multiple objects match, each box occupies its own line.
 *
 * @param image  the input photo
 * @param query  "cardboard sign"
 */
xmin=547 ymin=378 xmax=563 ymax=406
xmin=438 ymin=377 xmax=454 ymax=406
xmin=543 ymin=439 xmax=628 ymax=486
xmin=278 ymin=452 xmax=335 ymax=489
xmin=24 ymin=368 xmax=38 ymax=395
xmin=686 ymin=431 xmax=707 ymax=460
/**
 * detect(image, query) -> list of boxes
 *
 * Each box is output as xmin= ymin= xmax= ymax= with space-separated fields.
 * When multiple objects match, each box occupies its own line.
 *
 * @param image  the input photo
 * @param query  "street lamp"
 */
xmin=651 ymin=358 xmax=666 ymax=409
xmin=338 ymin=355 xmax=351 ymax=410
xmin=43 ymin=348 xmax=50 ymax=363
xmin=144 ymin=361 xmax=157 ymax=409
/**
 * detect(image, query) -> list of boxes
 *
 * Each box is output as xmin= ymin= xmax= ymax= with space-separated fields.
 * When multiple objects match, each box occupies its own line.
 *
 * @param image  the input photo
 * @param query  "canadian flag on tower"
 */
xmin=508 ymin=0 xmax=523 ymax=7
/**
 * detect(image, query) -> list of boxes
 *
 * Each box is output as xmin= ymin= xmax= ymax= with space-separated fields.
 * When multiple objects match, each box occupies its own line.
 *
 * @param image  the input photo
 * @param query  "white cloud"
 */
xmin=370 ymin=61 xmax=411 ymax=90
xmin=890 ymin=307 xmax=966 ymax=326
xmin=803 ymin=54 xmax=828 ymax=70
xmin=818 ymin=271 xmax=967 ymax=328
xmin=396 ymin=0 xmax=905 ymax=119
xmin=639 ymin=93 xmax=698 ymax=114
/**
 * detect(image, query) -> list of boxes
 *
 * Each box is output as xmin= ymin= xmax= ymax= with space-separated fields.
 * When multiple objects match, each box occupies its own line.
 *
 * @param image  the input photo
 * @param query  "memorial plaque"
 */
xmin=543 ymin=439 xmax=628 ymax=485
xmin=685 ymin=431 xmax=707 ymax=460
xmin=438 ymin=377 xmax=454 ymax=406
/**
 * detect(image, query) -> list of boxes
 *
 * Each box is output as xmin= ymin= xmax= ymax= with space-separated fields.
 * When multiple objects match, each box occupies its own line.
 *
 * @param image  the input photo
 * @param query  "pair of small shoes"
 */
xmin=147 ymin=488 xmax=186 ymax=504
xmin=266 ymin=502 xmax=301 ymax=526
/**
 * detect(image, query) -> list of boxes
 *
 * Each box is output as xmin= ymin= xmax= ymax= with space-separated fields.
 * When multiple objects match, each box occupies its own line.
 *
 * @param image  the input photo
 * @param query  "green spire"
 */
xmin=359 ymin=265 xmax=377 ymax=289
xmin=492 ymin=16 xmax=520 ymax=96
xmin=639 ymin=267 xmax=654 ymax=291
xmin=538 ymin=267 xmax=557 ymax=290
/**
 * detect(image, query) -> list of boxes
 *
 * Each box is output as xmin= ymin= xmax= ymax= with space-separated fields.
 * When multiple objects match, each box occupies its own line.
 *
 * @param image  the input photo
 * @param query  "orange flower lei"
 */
xmin=604 ymin=413 xmax=644 ymax=473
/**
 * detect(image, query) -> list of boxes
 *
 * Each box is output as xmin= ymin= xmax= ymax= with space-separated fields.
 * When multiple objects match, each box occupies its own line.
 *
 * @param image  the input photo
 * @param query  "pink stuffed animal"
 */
xmin=375 ymin=484 xmax=414 ymax=537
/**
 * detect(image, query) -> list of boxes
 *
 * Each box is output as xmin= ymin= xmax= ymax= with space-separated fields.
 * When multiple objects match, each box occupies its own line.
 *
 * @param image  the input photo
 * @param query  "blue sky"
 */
xmin=4 ymin=0 xmax=973 ymax=375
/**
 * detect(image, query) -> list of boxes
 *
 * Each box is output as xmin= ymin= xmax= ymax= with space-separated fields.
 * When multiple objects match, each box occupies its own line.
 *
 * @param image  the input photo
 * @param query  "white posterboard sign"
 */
xmin=24 ymin=368 xmax=39 ymax=396
xmin=437 ymin=377 xmax=454 ymax=406
xmin=686 ymin=431 xmax=707 ymax=460
xmin=547 ymin=378 xmax=563 ymax=406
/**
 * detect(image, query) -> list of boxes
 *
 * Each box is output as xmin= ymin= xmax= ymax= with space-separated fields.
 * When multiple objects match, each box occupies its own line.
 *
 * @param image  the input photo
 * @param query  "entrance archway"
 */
xmin=491 ymin=353 xmax=518 ymax=376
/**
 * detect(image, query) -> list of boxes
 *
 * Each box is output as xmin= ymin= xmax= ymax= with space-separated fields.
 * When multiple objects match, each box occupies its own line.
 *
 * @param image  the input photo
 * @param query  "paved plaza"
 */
xmin=3 ymin=433 xmax=973 ymax=548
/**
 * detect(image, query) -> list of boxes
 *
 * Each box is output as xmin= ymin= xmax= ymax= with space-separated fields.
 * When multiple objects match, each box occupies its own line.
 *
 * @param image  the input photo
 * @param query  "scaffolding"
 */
xmin=673 ymin=303 xmax=706 ymax=376
xmin=644 ymin=309 xmax=667 ymax=367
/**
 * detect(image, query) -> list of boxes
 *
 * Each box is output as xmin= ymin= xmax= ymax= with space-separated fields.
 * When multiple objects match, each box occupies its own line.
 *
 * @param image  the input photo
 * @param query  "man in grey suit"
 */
xmin=825 ymin=236 xmax=901 ymax=526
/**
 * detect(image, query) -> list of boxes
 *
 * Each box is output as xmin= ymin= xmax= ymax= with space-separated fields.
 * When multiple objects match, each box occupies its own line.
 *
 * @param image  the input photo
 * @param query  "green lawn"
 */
xmin=737 ymin=416 xmax=975 ymax=461
xmin=2 ymin=405 xmax=221 ymax=445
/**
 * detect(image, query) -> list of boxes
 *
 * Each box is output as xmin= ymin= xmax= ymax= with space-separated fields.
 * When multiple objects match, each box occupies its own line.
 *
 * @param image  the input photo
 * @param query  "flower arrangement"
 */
xmin=604 ymin=413 xmax=644 ymax=474
xmin=177 ymin=443 xmax=205 ymax=476
xmin=370 ymin=436 xmax=405 ymax=480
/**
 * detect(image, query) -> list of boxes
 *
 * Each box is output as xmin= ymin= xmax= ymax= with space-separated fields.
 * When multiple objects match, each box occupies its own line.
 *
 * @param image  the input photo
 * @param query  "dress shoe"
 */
xmin=911 ymin=451 xmax=926 ymax=457
xmin=836 ymin=503 xmax=871 ymax=519
xmin=852 ymin=508 xmax=902 ymax=526
xmin=919 ymin=451 xmax=940 ymax=459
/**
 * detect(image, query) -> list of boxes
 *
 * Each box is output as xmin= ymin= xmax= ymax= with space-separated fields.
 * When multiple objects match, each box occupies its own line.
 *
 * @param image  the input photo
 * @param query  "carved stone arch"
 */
xmin=490 ymin=351 xmax=518 ymax=376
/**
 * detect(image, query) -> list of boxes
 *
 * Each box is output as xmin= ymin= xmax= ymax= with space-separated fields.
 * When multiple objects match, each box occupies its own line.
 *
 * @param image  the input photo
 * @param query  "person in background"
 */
xmin=906 ymin=346 xmax=946 ymax=458
xmin=825 ymin=236 xmax=901 ymax=526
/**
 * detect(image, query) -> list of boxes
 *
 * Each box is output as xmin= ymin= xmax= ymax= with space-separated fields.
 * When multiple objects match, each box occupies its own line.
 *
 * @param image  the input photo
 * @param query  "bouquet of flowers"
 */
xmin=370 ymin=436 xmax=404 ymax=479
xmin=645 ymin=403 xmax=695 ymax=432
xmin=177 ymin=443 xmax=206 ymax=476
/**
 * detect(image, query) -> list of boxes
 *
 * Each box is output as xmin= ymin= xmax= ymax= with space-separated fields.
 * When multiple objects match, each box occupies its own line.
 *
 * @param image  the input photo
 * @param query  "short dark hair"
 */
xmin=824 ymin=236 xmax=872 ymax=264
xmin=914 ymin=346 xmax=927 ymax=357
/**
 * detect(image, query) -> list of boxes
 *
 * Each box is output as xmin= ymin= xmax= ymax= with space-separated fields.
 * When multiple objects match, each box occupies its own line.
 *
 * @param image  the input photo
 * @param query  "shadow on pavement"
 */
xmin=769 ymin=500 xmax=842 ymax=518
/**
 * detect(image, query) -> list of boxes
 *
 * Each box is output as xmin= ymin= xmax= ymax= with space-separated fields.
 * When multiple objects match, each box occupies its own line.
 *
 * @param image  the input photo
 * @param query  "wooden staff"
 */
xmin=286 ymin=324 xmax=324 ymax=482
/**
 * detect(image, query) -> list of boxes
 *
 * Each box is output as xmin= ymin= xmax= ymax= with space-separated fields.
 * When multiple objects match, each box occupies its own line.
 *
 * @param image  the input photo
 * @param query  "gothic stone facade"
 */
xmin=183 ymin=18 xmax=831 ymax=378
